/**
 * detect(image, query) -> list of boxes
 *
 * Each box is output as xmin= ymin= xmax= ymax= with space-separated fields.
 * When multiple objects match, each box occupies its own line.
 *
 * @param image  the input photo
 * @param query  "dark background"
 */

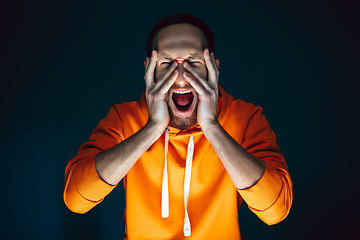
xmin=1 ymin=0 xmax=359 ymax=239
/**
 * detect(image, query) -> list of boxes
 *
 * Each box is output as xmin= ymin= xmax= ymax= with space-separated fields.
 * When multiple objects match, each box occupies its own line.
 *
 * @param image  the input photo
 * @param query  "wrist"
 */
xmin=145 ymin=119 xmax=168 ymax=138
xmin=200 ymin=119 xmax=221 ymax=135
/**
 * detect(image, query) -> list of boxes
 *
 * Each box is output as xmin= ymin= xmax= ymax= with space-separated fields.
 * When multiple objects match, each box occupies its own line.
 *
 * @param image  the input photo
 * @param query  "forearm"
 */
xmin=201 ymin=121 xmax=266 ymax=189
xmin=95 ymin=121 xmax=165 ymax=185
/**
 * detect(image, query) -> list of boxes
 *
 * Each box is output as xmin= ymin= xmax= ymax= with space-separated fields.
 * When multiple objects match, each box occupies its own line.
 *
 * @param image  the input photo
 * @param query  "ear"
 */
xmin=215 ymin=59 xmax=219 ymax=69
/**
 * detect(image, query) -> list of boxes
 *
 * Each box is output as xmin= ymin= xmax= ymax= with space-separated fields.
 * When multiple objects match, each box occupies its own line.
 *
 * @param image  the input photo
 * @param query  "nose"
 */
xmin=174 ymin=59 xmax=187 ymax=85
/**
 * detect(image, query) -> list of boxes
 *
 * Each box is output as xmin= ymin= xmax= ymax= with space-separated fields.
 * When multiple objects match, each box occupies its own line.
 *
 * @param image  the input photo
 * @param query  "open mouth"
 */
xmin=172 ymin=90 xmax=194 ymax=111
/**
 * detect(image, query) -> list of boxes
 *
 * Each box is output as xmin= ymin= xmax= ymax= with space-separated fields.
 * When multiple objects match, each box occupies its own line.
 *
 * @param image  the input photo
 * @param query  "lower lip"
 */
xmin=170 ymin=94 xmax=196 ymax=117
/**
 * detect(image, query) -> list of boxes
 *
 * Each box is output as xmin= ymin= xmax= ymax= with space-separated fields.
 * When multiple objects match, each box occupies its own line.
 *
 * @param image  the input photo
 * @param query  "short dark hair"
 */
xmin=146 ymin=13 xmax=215 ymax=58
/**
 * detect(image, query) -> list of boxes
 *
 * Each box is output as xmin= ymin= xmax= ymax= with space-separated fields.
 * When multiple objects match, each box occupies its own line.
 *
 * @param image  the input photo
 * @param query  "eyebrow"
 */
xmin=159 ymin=53 xmax=204 ymax=60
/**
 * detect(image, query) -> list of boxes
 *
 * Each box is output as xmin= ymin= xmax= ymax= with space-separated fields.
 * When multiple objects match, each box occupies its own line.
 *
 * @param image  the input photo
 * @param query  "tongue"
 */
xmin=172 ymin=93 xmax=193 ymax=107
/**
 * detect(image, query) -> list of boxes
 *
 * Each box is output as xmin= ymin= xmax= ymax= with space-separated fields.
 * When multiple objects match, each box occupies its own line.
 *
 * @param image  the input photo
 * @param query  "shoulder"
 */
xmin=228 ymin=99 xmax=263 ymax=119
xmin=218 ymin=86 xmax=262 ymax=119
xmin=98 ymin=101 xmax=144 ymax=124
xmin=111 ymin=101 xmax=148 ymax=128
xmin=112 ymin=101 xmax=144 ymax=116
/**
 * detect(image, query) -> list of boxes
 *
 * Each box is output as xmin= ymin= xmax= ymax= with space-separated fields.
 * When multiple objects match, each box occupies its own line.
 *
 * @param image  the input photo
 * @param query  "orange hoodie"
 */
xmin=64 ymin=86 xmax=293 ymax=240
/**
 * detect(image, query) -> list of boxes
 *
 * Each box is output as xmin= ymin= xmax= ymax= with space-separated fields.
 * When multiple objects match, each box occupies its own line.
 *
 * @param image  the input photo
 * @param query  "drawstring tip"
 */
xmin=183 ymin=226 xmax=191 ymax=236
xmin=162 ymin=212 xmax=169 ymax=218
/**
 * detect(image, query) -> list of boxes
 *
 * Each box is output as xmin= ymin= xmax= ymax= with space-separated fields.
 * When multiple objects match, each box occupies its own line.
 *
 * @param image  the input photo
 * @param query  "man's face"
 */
xmin=154 ymin=23 xmax=208 ymax=130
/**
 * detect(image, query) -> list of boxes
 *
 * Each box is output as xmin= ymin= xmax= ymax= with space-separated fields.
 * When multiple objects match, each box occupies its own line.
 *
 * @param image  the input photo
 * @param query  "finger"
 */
xmin=183 ymin=61 xmax=212 ymax=92
xmin=204 ymin=49 xmax=219 ymax=88
xmin=152 ymin=61 xmax=178 ymax=92
xmin=210 ymin=52 xmax=217 ymax=69
xmin=158 ymin=70 xmax=179 ymax=95
xmin=211 ymin=52 xmax=219 ymax=74
xmin=144 ymin=50 xmax=158 ymax=90
xmin=206 ymin=49 xmax=217 ymax=70
xmin=183 ymin=72 xmax=207 ymax=96
xmin=210 ymin=52 xmax=219 ymax=83
xmin=204 ymin=49 xmax=217 ymax=75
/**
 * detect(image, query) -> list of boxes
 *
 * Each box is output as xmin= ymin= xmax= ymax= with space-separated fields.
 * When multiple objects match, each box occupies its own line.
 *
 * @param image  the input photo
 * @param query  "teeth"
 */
xmin=174 ymin=90 xmax=191 ymax=94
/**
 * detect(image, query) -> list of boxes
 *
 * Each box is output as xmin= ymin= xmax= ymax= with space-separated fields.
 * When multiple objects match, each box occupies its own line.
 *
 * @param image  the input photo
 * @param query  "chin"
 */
xmin=168 ymin=104 xmax=198 ymax=131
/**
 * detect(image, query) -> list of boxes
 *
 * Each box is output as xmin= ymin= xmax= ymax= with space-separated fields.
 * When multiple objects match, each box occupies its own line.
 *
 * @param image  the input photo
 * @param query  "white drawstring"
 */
xmin=161 ymin=128 xmax=195 ymax=237
xmin=162 ymin=127 xmax=170 ymax=218
xmin=183 ymin=135 xmax=194 ymax=236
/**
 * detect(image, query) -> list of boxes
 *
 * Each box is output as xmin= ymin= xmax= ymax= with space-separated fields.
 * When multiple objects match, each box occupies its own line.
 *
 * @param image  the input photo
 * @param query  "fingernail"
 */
xmin=184 ymin=62 xmax=189 ymax=67
xmin=151 ymin=50 xmax=155 ymax=57
xmin=184 ymin=72 xmax=190 ymax=77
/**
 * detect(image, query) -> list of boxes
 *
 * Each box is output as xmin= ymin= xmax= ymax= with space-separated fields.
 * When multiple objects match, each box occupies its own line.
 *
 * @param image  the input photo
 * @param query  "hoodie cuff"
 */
xmin=237 ymin=162 xmax=283 ymax=211
xmin=74 ymin=153 xmax=117 ymax=202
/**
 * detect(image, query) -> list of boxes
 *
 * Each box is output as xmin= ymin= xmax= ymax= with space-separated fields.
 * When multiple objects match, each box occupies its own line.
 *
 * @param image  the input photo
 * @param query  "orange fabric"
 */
xmin=64 ymin=86 xmax=293 ymax=239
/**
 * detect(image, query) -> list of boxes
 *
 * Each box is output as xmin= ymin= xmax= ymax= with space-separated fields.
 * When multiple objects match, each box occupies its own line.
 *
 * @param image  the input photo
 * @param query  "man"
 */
xmin=64 ymin=13 xmax=293 ymax=239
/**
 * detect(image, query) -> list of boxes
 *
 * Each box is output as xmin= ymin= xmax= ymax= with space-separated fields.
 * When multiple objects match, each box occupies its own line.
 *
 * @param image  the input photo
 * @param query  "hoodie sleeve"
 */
xmin=63 ymin=105 xmax=125 ymax=214
xmin=237 ymin=106 xmax=293 ymax=225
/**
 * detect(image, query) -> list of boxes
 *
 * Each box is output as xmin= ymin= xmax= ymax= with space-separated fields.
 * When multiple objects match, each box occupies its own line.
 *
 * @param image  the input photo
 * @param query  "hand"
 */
xmin=183 ymin=48 xmax=219 ymax=128
xmin=144 ymin=50 xmax=179 ymax=129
